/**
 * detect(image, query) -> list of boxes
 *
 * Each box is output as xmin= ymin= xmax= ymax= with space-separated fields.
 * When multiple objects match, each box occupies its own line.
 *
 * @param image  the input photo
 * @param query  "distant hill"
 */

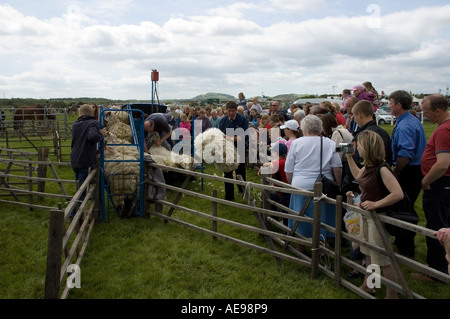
xmin=191 ymin=92 xmax=235 ymax=101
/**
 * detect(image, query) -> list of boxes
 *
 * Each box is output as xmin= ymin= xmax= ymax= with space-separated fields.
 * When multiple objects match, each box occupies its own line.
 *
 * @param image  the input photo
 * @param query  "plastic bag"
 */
xmin=343 ymin=194 xmax=361 ymax=236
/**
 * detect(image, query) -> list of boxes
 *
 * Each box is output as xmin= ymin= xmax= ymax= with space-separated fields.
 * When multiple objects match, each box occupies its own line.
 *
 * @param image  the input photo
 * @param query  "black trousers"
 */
xmin=224 ymin=163 xmax=246 ymax=200
xmin=423 ymin=176 xmax=450 ymax=274
xmin=395 ymin=165 xmax=422 ymax=257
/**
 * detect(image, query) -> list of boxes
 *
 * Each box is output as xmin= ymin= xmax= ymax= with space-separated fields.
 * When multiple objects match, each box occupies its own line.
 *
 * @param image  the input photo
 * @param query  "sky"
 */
xmin=0 ymin=0 xmax=449 ymax=101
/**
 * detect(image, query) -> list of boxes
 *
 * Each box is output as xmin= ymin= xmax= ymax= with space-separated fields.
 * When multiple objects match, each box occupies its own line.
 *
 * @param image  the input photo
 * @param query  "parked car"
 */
xmin=375 ymin=108 xmax=395 ymax=125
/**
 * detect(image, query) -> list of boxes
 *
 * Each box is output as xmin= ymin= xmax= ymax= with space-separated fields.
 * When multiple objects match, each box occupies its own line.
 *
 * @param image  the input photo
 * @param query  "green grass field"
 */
xmin=1 ymin=120 xmax=449 ymax=300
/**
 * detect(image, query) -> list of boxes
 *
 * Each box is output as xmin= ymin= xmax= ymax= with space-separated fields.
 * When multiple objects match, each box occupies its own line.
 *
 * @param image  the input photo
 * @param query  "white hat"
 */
xmin=280 ymin=119 xmax=299 ymax=131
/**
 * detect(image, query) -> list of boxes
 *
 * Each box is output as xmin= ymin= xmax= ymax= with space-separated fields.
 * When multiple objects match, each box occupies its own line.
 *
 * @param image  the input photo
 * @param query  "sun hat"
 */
xmin=280 ymin=119 xmax=299 ymax=131
xmin=351 ymin=85 xmax=365 ymax=91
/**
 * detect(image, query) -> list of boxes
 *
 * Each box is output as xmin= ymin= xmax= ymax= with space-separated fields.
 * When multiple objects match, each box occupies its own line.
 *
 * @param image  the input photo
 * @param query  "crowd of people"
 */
xmin=71 ymin=84 xmax=449 ymax=299
xmin=163 ymin=87 xmax=448 ymax=297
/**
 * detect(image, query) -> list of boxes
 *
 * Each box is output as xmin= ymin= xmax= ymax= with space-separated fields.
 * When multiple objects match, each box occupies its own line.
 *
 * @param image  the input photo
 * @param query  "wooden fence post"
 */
xmin=310 ymin=182 xmax=323 ymax=280
xmin=212 ymin=189 xmax=217 ymax=241
xmin=260 ymin=173 xmax=272 ymax=224
xmin=37 ymin=147 xmax=49 ymax=201
xmin=334 ymin=195 xmax=343 ymax=287
xmin=44 ymin=209 xmax=65 ymax=299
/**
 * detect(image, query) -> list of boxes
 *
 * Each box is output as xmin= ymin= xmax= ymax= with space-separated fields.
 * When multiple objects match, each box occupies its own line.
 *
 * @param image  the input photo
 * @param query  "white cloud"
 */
xmin=269 ymin=0 xmax=327 ymax=12
xmin=0 ymin=2 xmax=449 ymax=99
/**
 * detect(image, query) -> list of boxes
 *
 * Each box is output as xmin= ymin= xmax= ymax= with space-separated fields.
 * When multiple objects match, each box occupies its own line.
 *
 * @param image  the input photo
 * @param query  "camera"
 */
xmin=337 ymin=143 xmax=354 ymax=154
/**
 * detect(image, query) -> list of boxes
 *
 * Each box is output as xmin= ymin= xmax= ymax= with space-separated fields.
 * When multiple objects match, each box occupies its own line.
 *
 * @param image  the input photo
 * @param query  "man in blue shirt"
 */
xmin=389 ymin=90 xmax=427 ymax=258
xmin=219 ymin=101 xmax=249 ymax=201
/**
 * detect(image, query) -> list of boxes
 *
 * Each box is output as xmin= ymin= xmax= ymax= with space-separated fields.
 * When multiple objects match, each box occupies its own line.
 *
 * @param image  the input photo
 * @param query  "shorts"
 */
xmin=360 ymin=214 xmax=391 ymax=267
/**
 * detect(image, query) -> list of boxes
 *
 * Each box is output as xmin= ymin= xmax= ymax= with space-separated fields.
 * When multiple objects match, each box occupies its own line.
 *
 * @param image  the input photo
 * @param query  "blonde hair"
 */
xmin=259 ymin=114 xmax=269 ymax=128
xmin=357 ymin=130 xmax=385 ymax=166
xmin=79 ymin=104 xmax=96 ymax=117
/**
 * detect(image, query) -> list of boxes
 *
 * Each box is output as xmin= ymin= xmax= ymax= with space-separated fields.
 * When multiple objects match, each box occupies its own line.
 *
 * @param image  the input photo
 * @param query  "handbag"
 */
xmin=375 ymin=162 xmax=419 ymax=235
xmin=315 ymin=137 xmax=341 ymax=199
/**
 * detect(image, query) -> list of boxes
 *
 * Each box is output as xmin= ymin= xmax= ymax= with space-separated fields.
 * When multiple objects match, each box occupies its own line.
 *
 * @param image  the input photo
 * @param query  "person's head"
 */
xmin=79 ymin=104 xmax=96 ymax=117
xmin=357 ymin=130 xmax=385 ymax=166
xmin=345 ymin=97 xmax=359 ymax=115
xmin=310 ymin=105 xmax=329 ymax=116
xmin=211 ymin=109 xmax=218 ymax=119
xmin=389 ymin=90 xmax=413 ymax=116
xmin=271 ymin=142 xmax=288 ymax=159
xmin=320 ymin=113 xmax=338 ymax=138
xmin=352 ymin=85 xmax=365 ymax=97
xmin=293 ymin=109 xmax=306 ymax=124
xmin=180 ymin=113 xmax=188 ymax=121
xmin=320 ymin=101 xmax=335 ymax=114
xmin=363 ymin=81 xmax=375 ymax=92
xmin=342 ymin=89 xmax=351 ymax=97
xmin=183 ymin=105 xmax=190 ymax=115
xmin=300 ymin=114 xmax=323 ymax=136
xmin=144 ymin=119 xmax=154 ymax=132
xmin=269 ymin=114 xmax=280 ymax=127
xmin=280 ymin=119 xmax=298 ymax=133
xmin=352 ymin=100 xmax=374 ymax=126
xmin=225 ymin=101 xmax=238 ymax=119
xmin=271 ymin=101 xmax=280 ymax=111
xmin=260 ymin=114 xmax=269 ymax=126
xmin=252 ymin=97 xmax=259 ymax=104
xmin=237 ymin=106 xmax=245 ymax=115
xmin=198 ymin=108 xmax=206 ymax=118
xmin=250 ymin=109 xmax=257 ymax=117
xmin=238 ymin=92 xmax=245 ymax=100
xmin=421 ymin=93 xmax=449 ymax=125
xmin=216 ymin=106 xmax=223 ymax=116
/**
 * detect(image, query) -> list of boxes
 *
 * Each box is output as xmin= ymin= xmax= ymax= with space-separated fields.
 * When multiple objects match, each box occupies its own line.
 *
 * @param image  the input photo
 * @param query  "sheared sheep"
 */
xmin=193 ymin=127 xmax=240 ymax=173
xmin=147 ymin=132 xmax=194 ymax=170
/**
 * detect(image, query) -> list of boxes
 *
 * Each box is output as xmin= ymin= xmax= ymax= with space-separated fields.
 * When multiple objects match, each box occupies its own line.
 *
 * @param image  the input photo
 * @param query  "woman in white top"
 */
xmin=285 ymin=115 xmax=342 ymax=241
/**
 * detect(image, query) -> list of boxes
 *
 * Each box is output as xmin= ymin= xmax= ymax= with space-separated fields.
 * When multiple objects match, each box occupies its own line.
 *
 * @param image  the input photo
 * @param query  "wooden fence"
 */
xmin=145 ymin=162 xmax=450 ymax=299
xmin=0 ymin=147 xmax=99 ymax=299
xmin=0 ymin=108 xmax=72 ymax=162
xmin=44 ymin=168 xmax=100 ymax=299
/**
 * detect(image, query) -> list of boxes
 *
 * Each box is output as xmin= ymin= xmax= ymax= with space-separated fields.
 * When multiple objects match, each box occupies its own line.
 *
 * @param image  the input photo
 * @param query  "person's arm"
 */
xmin=422 ymin=152 xmax=450 ymax=190
xmin=332 ymin=167 xmax=342 ymax=184
xmin=345 ymin=150 xmax=362 ymax=180
xmin=434 ymin=227 xmax=450 ymax=242
xmin=394 ymin=156 xmax=410 ymax=176
xmin=156 ymin=128 xmax=172 ymax=146
xmin=285 ymin=172 xmax=292 ymax=184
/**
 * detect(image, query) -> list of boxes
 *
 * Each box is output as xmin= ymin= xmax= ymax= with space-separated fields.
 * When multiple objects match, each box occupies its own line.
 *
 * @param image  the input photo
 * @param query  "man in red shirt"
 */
xmin=413 ymin=93 xmax=450 ymax=279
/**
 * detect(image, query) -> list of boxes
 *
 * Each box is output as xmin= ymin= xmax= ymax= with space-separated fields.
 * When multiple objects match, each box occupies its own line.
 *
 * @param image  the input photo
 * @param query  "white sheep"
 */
xmin=147 ymin=132 xmax=194 ymax=170
xmin=193 ymin=127 xmax=240 ymax=173
xmin=103 ymin=107 xmax=140 ymax=215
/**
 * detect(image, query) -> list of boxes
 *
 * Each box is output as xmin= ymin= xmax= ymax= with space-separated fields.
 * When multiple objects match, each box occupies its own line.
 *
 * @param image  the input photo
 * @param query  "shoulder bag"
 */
xmin=315 ymin=137 xmax=341 ymax=199
xmin=375 ymin=162 xmax=419 ymax=235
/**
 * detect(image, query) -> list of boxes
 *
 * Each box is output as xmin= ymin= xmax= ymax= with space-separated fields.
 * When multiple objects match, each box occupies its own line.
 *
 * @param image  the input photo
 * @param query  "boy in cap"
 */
xmin=259 ymin=142 xmax=290 ymax=226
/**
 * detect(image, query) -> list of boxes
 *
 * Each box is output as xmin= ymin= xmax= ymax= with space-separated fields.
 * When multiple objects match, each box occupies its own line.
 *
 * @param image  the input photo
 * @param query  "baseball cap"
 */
xmin=280 ymin=119 xmax=299 ymax=131
xmin=271 ymin=142 xmax=288 ymax=157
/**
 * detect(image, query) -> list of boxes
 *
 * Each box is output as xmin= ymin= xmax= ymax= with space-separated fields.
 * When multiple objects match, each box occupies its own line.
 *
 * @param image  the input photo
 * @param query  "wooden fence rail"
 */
xmin=145 ymin=162 xmax=450 ymax=299
xmin=0 ymin=146 xmax=99 ymax=299
xmin=44 ymin=168 xmax=100 ymax=299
